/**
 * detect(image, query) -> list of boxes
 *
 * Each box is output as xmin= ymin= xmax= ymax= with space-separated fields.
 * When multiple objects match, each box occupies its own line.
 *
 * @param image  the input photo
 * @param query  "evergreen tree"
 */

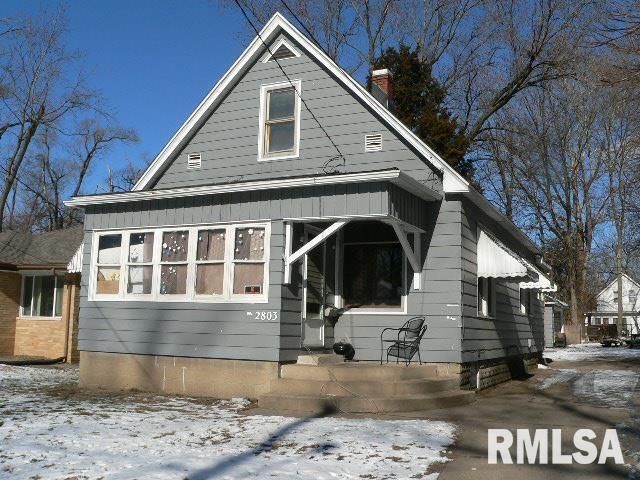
xmin=372 ymin=45 xmax=472 ymax=178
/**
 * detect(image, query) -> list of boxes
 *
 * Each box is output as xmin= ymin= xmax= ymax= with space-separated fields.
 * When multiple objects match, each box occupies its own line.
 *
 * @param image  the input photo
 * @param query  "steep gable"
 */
xmin=134 ymin=13 xmax=468 ymax=194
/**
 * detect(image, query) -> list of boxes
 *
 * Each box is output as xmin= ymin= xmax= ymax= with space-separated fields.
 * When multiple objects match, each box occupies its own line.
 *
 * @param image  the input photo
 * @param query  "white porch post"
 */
xmin=283 ymin=221 xmax=293 ymax=284
xmin=412 ymin=232 xmax=422 ymax=290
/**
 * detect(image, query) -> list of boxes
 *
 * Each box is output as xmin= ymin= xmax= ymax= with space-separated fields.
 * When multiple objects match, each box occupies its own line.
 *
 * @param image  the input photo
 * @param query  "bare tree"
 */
xmin=0 ymin=8 xmax=94 ymax=231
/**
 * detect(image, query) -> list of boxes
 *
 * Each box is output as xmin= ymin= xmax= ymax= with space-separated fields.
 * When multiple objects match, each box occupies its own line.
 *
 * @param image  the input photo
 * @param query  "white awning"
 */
xmin=520 ymin=260 xmax=556 ymax=291
xmin=67 ymin=244 xmax=83 ymax=273
xmin=477 ymin=229 xmax=529 ymax=278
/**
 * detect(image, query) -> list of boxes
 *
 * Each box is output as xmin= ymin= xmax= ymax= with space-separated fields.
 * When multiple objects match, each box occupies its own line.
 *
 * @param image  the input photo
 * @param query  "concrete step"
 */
xmin=258 ymin=390 xmax=475 ymax=414
xmin=279 ymin=363 xmax=444 ymax=382
xmin=268 ymin=377 xmax=460 ymax=397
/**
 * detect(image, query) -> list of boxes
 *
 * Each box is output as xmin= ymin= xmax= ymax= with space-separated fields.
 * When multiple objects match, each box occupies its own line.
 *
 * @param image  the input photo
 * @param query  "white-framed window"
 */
xmin=20 ymin=273 xmax=64 ymax=319
xmin=90 ymin=222 xmax=270 ymax=303
xmin=478 ymin=277 xmax=496 ymax=318
xmin=520 ymin=287 xmax=532 ymax=315
xmin=339 ymin=221 xmax=407 ymax=314
xmin=258 ymin=80 xmax=301 ymax=161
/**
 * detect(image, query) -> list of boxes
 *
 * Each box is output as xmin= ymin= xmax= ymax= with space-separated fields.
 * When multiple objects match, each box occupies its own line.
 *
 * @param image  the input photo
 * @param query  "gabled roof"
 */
xmin=597 ymin=273 xmax=640 ymax=298
xmin=0 ymin=227 xmax=84 ymax=268
xmin=132 ymin=12 xmax=470 ymax=193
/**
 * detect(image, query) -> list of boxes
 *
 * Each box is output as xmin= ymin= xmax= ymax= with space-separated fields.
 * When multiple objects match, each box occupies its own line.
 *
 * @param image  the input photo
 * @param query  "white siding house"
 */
xmin=585 ymin=273 xmax=640 ymax=335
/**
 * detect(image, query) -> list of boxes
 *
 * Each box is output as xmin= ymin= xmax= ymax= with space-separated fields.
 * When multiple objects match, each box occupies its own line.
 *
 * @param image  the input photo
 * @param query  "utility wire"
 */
xmin=233 ymin=0 xmax=346 ymax=173
xmin=278 ymin=0 xmax=325 ymax=51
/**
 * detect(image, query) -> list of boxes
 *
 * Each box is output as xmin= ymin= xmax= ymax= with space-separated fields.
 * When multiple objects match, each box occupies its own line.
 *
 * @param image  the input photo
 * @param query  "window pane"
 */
xmin=98 ymin=234 xmax=121 ymax=264
xmin=160 ymin=264 xmax=187 ymax=295
xmin=129 ymin=232 xmax=154 ymax=263
xmin=34 ymin=276 xmax=55 ymax=317
xmin=266 ymin=121 xmax=295 ymax=153
xmin=196 ymin=264 xmax=224 ymax=295
xmin=127 ymin=266 xmax=153 ymax=294
xmin=267 ymin=88 xmax=295 ymax=120
xmin=161 ymin=231 xmax=189 ymax=262
xmin=55 ymin=275 xmax=64 ymax=317
xmin=233 ymin=263 xmax=264 ymax=295
xmin=343 ymin=243 xmax=402 ymax=308
xmin=96 ymin=267 xmax=121 ymax=295
xmin=197 ymin=229 xmax=225 ymax=261
xmin=478 ymin=278 xmax=484 ymax=314
xmin=22 ymin=276 xmax=33 ymax=316
xmin=234 ymin=228 xmax=265 ymax=260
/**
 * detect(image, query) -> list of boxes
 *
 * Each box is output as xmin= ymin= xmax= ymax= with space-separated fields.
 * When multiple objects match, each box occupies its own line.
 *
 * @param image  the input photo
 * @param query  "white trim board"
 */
xmin=131 ymin=13 xmax=469 ymax=193
xmin=65 ymin=168 xmax=440 ymax=208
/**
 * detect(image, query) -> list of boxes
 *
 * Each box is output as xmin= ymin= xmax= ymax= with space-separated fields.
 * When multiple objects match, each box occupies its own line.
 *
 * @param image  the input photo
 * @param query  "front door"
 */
xmin=302 ymin=229 xmax=326 ymax=348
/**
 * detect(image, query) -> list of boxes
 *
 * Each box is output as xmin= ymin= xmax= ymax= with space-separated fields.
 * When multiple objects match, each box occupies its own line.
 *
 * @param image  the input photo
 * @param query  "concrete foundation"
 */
xmin=79 ymin=351 xmax=280 ymax=399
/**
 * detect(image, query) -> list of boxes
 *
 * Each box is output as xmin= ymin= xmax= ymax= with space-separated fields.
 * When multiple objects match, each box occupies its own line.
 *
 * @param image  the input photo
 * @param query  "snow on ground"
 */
xmin=544 ymin=343 xmax=640 ymax=362
xmin=0 ymin=365 xmax=455 ymax=480
xmin=538 ymin=368 xmax=639 ymax=408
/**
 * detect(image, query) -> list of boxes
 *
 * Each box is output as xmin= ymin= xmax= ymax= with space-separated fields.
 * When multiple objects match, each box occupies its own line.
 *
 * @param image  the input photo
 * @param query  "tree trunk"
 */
xmin=616 ymin=225 xmax=624 ymax=334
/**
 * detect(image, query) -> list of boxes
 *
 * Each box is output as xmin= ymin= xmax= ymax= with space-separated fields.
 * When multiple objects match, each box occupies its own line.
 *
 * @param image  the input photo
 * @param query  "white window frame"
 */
xmin=89 ymin=222 xmax=270 ymax=303
xmin=258 ymin=80 xmax=302 ymax=162
xmin=19 ymin=271 xmax=64 ymax=320
xmin=339 ymin=240 xmax=408 ymax=315
xmin=478 ymin=277 xmax=496 ymax=318
xmin=125 ymin=231 xmax=156 ymax=299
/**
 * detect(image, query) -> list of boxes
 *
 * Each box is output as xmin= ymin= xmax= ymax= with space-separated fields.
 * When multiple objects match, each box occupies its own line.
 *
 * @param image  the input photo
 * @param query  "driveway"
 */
xmin=427 ymin=345 xmax=640 ymax=479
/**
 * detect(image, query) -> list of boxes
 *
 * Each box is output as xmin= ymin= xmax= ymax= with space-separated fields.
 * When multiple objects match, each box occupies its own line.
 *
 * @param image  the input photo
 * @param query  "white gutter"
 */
xmin=65 ymin=169 xmax=440 ymax=208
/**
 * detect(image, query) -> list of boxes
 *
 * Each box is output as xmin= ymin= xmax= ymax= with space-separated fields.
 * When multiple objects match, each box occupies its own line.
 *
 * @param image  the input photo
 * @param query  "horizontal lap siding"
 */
xmin=80 ymin=185 xmax=395 ymax=361
xmin=460 ymin=200 xmax=544 ymax=363
xmin=334 ymin=199 xmax=463 ymax=363
xmin=151 ymin=33 xmax=441 ymax=193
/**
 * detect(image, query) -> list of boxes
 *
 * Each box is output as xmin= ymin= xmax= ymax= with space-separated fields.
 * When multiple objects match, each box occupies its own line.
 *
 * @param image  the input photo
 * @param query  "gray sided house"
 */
xmin=66 ymin=13 xmax=554 ymax=398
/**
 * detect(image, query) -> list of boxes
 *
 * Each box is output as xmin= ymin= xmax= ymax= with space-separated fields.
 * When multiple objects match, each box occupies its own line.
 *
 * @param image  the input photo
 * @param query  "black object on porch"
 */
xmin=380 ymin=316 xmax=427 ymax=365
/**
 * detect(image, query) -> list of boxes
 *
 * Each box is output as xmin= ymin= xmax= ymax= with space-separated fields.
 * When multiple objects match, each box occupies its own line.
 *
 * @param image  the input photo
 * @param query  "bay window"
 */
xmin=91 ymin=223 xmax=269 ymax=302
xmin=21 ymin=274 xmax=64 ymax=318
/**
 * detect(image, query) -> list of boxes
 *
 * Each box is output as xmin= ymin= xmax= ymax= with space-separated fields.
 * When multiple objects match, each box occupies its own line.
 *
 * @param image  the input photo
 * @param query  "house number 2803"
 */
xmin=248 ymin=311 xmax=279 ymax=321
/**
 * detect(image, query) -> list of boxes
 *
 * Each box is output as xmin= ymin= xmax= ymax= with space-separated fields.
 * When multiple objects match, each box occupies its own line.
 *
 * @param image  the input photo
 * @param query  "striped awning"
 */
xmin=477 ymin=229 xmax=530 ymax=278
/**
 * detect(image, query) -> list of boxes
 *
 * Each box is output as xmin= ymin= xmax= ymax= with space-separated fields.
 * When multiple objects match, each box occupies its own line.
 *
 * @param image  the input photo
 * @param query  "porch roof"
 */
xmin=64 ymin=168 xmax=441 ymax=208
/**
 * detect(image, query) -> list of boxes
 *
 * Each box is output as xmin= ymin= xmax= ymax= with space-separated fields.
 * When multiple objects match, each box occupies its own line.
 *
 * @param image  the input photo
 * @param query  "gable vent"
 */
xmin=364 ymin=134 xmax=383 ymax=152
xmin=187 ymin=153 xmax=202 ymax=170
xmin=268 ymin=43 xmax=297 ymax=62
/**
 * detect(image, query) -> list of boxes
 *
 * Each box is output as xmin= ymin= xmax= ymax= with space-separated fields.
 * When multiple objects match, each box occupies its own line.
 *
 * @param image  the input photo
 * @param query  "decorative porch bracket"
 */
xmin=283 ymin=220 xmax=349 ymax=284
xmin=387 ymin=220 xmax=422 ymax=290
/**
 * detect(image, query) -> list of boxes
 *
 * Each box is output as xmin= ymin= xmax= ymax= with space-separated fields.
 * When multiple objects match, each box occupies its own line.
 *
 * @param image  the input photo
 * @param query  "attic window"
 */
xmin=263 ymin=39 xmax=300 ymax=63
xmin=365 ymin=134 xmax=383 ymax=152
xmin=187 ymin=153 xmax=202 ymax=170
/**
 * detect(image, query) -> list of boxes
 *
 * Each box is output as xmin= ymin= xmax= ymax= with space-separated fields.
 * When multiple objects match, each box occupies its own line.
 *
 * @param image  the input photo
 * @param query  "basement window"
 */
xmin=20 ymin=274 xmax=64 ymax=318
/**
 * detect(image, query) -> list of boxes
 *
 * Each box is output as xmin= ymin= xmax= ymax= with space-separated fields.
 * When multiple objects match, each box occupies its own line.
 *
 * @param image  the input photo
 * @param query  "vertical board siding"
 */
xmin=151 ymin=33 xmax=441 ymax=193
xmin=459 ymin=199 xmax=545 ymax=363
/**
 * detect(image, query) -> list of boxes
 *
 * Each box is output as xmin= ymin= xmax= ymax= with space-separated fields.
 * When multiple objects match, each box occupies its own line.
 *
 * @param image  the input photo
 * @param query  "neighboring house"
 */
xmin=585 ymin=273 xmax=640 ymax=335
xmin=0 ymin=227 xmax=84 ymax=361
xmin=544 ymin=296 xmax=568 ymax=347
xmin=65 ymin=13 xmax=554 ymax=398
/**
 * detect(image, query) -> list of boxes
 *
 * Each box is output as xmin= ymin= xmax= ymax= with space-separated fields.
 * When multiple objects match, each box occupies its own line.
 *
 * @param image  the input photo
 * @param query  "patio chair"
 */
xmin=380 ymin=316 xmax=427 ymax=365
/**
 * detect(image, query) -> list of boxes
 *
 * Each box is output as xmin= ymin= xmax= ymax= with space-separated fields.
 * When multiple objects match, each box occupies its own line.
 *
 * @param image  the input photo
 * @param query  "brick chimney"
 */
xmin=371 ymin=68 xmax=394 ymax=109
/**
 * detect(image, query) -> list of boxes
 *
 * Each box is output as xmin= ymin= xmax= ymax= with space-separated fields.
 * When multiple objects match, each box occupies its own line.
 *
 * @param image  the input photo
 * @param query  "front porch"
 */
xmin=281 ymin=215 xmax=426 ymax=360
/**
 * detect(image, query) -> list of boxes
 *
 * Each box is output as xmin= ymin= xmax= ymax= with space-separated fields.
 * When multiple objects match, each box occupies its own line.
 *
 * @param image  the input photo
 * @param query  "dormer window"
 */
xmin=258 ymin=80 xmax=301 ymax=161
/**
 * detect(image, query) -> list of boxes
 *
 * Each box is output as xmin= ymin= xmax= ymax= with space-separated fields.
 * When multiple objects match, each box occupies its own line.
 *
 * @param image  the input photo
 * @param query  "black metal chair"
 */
xmin=380 ymin=316 xmax=427 ymax=365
